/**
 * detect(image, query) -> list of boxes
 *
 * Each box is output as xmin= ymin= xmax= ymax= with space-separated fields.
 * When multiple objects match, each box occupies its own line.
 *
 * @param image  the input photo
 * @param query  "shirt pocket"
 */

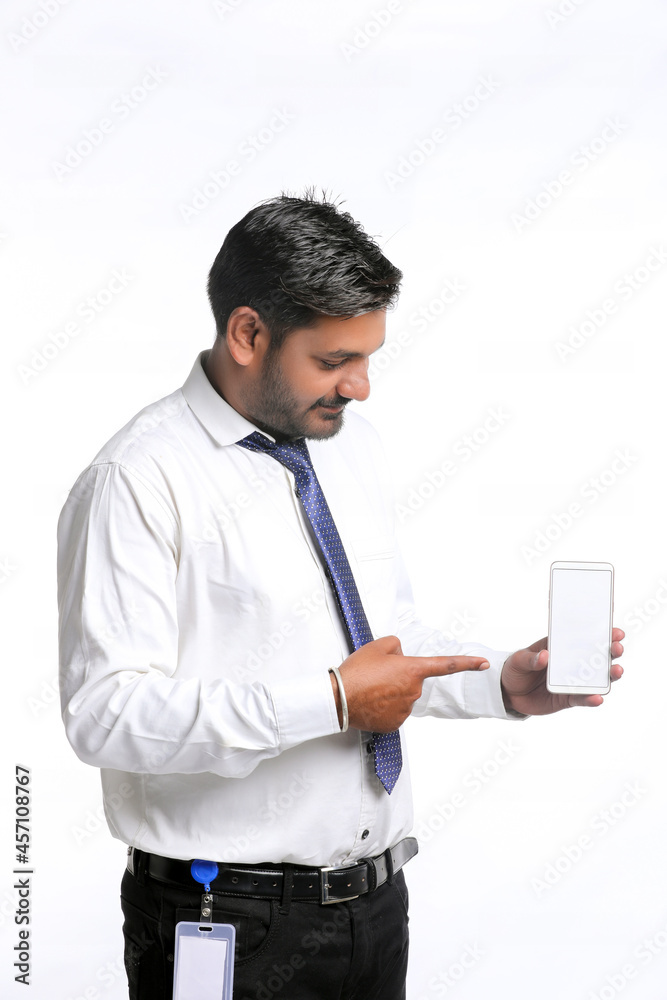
xmin=350 ymin=534 xmax=398 ymax=637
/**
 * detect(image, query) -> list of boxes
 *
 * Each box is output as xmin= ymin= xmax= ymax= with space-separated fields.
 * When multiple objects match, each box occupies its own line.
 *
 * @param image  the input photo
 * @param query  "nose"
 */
xmin=336 ymin=359 xmax=371 ymax=402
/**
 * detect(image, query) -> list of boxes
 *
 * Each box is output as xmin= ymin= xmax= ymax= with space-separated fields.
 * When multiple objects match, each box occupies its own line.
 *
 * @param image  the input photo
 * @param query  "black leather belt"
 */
xmin=127 ymin=837 xmax=418 ymax=905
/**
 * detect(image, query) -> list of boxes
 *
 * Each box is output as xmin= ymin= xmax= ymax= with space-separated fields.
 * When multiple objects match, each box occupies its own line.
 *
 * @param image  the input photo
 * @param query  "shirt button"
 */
xmin=361 ymin=829 xmax=370 ymax=840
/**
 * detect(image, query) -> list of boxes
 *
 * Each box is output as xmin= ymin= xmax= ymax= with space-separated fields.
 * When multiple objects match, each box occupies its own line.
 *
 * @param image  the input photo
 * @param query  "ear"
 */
xmin=226 ymin=307 xmax=271 ymax=366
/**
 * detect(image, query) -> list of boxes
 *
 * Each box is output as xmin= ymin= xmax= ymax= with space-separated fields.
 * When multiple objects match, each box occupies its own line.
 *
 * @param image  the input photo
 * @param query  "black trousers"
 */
xmin=120 ymin=860 xmax=410 ymax=1000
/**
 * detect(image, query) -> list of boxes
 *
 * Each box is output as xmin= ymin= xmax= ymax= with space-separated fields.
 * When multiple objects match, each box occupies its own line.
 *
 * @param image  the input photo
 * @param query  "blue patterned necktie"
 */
xmin=237 ymin=431 xmax=402 ymax=794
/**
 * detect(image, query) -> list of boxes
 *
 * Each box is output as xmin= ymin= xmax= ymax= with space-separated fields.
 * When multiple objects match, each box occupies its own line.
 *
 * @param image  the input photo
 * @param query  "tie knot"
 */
xmin=237 ymin=432 xmax=313 ymax=475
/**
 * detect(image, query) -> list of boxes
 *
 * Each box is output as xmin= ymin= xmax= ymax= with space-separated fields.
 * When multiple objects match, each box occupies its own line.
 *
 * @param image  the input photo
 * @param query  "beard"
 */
xmin=242 ymin=348 xmax=348 ymax=442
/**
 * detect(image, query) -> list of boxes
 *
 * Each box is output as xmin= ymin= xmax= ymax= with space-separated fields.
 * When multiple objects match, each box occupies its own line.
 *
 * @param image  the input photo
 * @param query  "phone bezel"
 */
xmin=546 ymin=560 xmax=614 ymax=695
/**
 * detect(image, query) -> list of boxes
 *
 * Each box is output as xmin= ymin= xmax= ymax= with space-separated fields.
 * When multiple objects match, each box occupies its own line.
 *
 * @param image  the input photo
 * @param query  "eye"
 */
xmin=320 ymin=359 xmax=344 ymax=369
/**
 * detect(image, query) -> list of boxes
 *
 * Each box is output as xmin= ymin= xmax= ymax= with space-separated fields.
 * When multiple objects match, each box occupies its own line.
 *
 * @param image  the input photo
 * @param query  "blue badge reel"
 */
xmin=172 ymin=860 xmax=235 ymax=1000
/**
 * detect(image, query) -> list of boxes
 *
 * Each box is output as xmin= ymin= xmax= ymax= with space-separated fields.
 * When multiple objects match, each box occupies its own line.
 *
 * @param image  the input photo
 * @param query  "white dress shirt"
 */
xmin=57 ymin=352 xmax=514 ymax=866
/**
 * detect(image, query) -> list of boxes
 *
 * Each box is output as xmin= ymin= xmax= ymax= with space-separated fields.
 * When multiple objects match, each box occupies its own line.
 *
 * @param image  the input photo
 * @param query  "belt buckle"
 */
xmin=319 ymin=867 xmax=360 ymax=905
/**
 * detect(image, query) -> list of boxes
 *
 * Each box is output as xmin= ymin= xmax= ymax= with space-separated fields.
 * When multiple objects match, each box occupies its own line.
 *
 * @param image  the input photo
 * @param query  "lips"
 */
xmin=318 ymin=397 xmax=347 ymax=410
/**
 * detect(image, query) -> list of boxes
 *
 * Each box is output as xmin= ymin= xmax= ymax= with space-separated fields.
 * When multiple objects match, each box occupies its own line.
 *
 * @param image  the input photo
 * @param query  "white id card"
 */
xmin=173 ymin=921 xmax=235 ymax=1000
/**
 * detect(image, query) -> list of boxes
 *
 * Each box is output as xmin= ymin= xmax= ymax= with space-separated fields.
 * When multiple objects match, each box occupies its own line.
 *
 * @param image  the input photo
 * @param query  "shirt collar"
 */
xmin=182 ymin=351 xmax=276 ymax=447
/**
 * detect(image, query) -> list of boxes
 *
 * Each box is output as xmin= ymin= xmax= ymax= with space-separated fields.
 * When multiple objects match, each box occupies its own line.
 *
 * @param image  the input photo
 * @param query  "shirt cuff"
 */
xmin=270 ymin=670 xmax=342 ymax=750
xmin=463 ymin=649 xmax=529 ymax=720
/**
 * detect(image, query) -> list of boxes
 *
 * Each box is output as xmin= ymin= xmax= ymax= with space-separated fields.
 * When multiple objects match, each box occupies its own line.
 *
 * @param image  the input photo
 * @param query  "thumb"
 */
xmin=508 ymin=647 xmax=548 ymax=673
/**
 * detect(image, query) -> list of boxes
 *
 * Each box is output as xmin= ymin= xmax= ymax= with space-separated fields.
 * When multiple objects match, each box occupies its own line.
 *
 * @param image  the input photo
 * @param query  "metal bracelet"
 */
xmin=328 ymin=666 xmax=349 ymax=733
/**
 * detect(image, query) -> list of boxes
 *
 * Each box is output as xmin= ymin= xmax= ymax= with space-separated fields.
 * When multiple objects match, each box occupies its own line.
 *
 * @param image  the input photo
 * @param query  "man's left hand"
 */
xmin=501 ymin=628 xmax=625 ymax=716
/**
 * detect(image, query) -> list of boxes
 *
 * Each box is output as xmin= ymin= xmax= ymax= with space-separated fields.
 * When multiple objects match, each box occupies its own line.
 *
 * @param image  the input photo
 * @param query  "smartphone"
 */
xmin=546 ymin=560 xmax=614 ymax=695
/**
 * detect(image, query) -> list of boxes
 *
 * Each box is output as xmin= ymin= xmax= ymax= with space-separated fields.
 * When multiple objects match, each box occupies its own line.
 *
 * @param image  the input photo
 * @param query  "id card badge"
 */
xmin=173 ymin=859 xmax=235 ymax=1000
xmin=173 ymin=921 xmax=235 ymax=1000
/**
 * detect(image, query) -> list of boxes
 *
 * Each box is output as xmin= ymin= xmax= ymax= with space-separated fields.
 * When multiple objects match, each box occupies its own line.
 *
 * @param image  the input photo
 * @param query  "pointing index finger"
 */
xmin=412 ymin=655 xmax=491 ymax=679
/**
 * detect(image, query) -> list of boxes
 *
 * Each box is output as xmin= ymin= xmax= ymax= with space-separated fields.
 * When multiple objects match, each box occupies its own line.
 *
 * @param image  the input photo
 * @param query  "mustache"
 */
xmin=313 ymin=395 xmax=348 ymax=409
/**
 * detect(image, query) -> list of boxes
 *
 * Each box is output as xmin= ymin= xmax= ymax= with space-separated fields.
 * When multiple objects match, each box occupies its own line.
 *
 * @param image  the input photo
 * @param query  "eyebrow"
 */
xmin=321 ymin=339 xmax=386 ymax=359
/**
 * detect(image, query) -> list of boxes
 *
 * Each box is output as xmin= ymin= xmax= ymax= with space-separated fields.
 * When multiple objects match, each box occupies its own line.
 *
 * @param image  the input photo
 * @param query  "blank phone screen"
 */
xmin=549 ymin=567 xmax=612 ymax=688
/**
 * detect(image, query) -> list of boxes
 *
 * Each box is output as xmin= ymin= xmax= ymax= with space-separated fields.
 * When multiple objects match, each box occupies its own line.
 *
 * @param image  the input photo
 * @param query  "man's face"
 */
xmin=240 ymin=311 xmax=386 ymax=441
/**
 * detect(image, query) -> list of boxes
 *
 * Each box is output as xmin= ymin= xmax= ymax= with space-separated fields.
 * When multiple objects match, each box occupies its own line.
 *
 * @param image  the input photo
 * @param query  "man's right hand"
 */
xmin=331 ymin=635 xmax=490 ymax=732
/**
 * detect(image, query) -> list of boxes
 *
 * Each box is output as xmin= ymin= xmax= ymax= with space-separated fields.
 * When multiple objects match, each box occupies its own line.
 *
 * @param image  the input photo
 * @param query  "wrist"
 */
xmin=501 ymin=655 xmax=528 ymax=718
xmin=328 ymin=667 xmax=349 ymax=733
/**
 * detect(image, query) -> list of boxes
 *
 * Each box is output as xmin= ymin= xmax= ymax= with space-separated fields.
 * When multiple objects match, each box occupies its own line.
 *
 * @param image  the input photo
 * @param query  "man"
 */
xmin=57 ymin=192 xmax=624 ymax=1000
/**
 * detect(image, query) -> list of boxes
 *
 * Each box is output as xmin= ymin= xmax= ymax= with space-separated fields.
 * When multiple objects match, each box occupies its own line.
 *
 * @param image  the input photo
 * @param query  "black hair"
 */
xmin=207 ymin=189 xmax=402 ymax=349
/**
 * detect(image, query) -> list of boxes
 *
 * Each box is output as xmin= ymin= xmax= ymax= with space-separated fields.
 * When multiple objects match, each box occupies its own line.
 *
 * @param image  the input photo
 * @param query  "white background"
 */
xmin=2 ymin=0 xmax=666 ymax=997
